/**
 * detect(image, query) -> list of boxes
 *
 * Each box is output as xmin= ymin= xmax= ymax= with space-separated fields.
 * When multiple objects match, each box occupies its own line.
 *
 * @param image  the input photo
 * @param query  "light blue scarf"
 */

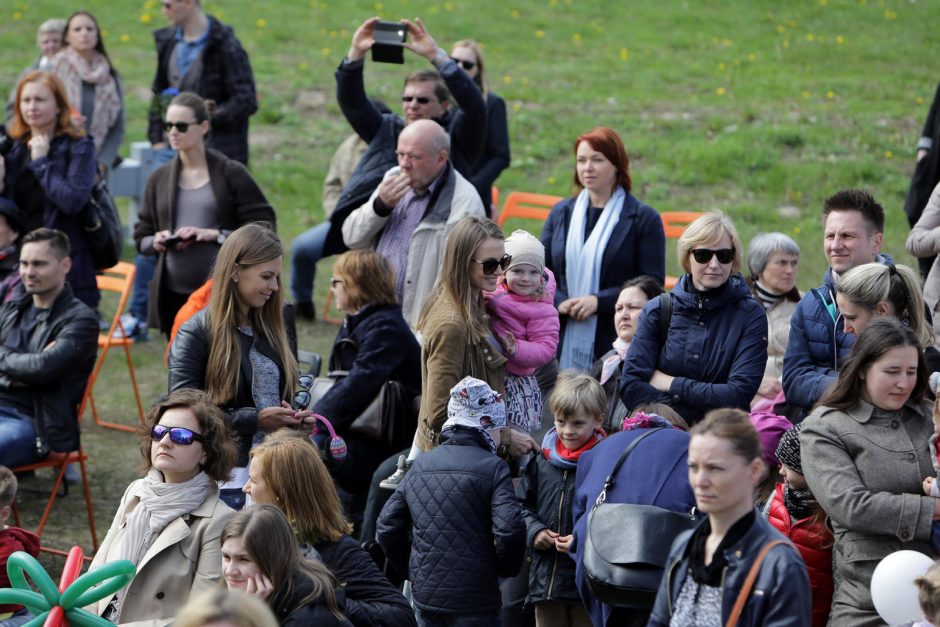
xmin=559 ymin=186 xmax=624 ymax=370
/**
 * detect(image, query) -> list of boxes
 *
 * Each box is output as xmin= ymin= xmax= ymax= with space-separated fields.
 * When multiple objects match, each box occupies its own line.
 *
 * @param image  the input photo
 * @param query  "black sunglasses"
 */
xmin=163 ymin=121 xmax=194 ymax=133
xmin=151 ymin=425 xmax=205 ymax=445
xmin=472 ymin=254 xmax=512 ymax=275
xmin=450 ymin=57 xmax=477 ymax=71
xmin=402 ymin=95 xmax=433 ymax=105
xmin=293 ymin=376 xmax=314 ymax=410
xmin=690 ymin=248 xmax=735 ymax=264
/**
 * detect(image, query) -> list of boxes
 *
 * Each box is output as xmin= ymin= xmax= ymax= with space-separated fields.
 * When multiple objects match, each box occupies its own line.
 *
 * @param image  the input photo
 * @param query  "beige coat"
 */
xmin=88 ymin=480 xmax=235 ymax=627
xmin=906 ymin=180 xmax=940 ymax=341
xmin=763 ymin=295 xmax=799 ymax=380
xmin=801 ymin=399 xmax=935 ymax=626
xmin=415 ymin=296 xmax=507 ymax=452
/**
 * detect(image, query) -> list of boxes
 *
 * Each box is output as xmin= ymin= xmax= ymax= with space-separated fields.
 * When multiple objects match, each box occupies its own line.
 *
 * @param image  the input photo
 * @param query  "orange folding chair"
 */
xmin=661 ymin=211 xmax=705 ymax=289
xmin=491 ymin=186 xmax=500 ymax=213
xmin=87 ymin=261 xmax=145 ymax=432
xmin=496 ymin=192 xmax=562 ymax=228
xmin=12 ymin=381 xmax=98 ymax=554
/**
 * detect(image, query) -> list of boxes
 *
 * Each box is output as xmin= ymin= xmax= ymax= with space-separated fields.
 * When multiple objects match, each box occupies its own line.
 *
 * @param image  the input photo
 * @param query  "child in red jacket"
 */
xmin=0 ymin=466 xmax=40 ymax=624
xmin=765 ymin=424 xmax=833 ymax=627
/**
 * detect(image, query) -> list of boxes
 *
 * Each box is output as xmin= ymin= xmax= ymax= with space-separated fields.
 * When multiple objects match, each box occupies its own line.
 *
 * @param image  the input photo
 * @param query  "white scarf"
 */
xmin=51 ymin=48 xmax=121 ymax=152
xmin=559 ymin=186 xmax=624 ymax=370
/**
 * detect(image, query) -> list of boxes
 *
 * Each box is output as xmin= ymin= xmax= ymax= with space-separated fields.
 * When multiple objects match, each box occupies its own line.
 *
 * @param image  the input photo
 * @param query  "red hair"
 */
xmin=572 ymin=127 xmax=632 ymax=193
xmin=8 ymin=71 xmax=83 ymax=142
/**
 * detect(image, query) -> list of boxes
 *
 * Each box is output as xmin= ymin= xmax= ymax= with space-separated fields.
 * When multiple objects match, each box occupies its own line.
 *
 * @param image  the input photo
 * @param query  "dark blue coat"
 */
xmin=569 ymin=429 xmax=696 ymax=627
xmin=541 ymin=190 xmax=666 ymax=363
xmin=3 ymin=135 xmax=98 ymax=308
xmin=619 ymin=273 xmax=767 ymax=424
xmin=648 ymin=515 xmax=811 ymax=627
xmin=376 ymin=427 xmax=526 ymax=614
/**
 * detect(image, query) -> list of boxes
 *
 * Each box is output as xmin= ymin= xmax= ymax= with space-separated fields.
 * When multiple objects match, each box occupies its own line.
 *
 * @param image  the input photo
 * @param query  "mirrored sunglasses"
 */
xmin=150 ymin=424 xmax=205 ymax=445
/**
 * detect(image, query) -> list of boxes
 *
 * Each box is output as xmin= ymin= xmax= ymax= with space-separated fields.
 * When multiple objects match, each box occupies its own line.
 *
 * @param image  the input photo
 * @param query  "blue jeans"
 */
xmin=416 ymin=610 xmax=501 ymax=627
xmin=0 ymin=407 xmax=40 ymax=468
xmin=129 ymin=254 xmax=157 ymax=321
xmin=290 ymin=221 xmax=330 ymax=305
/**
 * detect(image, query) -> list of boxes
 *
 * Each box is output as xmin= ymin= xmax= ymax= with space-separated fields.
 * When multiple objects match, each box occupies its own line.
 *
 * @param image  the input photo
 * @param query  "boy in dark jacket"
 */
xmin=0 ymin=466 xmax=40 ymax=625
xmin=519 ymin=372 xmax=605 ymax=626
xmin=376 ymin=376 xmax=525 ymax=625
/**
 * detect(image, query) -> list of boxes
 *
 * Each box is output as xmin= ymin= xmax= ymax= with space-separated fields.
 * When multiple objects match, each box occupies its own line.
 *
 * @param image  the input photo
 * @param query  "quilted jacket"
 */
xmin=618 ymin=272 xmax=767 ymax=424
xmin=375 ymin=427 xmax=526 ymax=614
xmin=484 ymin=267 xmax=559 ymax=376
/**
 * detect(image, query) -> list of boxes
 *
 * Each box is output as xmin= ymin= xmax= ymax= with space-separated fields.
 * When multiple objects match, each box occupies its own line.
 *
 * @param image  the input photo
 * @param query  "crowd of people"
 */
xmin=3 ymin=3 xmax=940 ymax=627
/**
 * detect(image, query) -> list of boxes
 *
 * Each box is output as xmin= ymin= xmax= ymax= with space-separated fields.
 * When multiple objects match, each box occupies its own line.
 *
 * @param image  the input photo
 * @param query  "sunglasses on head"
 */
xmin=472 ymin=254 xmax=513 ymax=275
xmin=151 ymin=424 xmax=205 ymax=445
xmin=163 ymin=121 xmax=194 ymax=133
xmin=690 ymin=248 xmax=735 ymax=264
xmin=450 ymin=57 xmax=477 ymax=71
xmin=402 ymin=95 xmax=433 ymax=105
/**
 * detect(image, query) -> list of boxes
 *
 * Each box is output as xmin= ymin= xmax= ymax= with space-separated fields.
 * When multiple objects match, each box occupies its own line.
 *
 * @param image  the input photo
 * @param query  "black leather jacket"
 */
xmin=168 ymin=306 xmax=296 ymax=465
xmin=0 ymin=285 xmax=98 ymax=455
xmin=648 ymin=513 xmax=811 ymax=626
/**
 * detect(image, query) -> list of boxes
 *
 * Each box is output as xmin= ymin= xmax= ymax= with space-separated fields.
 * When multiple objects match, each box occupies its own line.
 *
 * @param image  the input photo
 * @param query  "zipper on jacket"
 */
xmin=546 ymin=469 xmax=569 ymax=600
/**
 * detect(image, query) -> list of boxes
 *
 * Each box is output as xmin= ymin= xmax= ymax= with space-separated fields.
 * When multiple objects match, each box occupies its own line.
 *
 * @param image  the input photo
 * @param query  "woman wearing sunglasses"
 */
xmin=449 ymin=40 xmax=510 ymax=213
xmin=134 ymin=91 xmax=275 ymax=337
xmin=310 ymin=250 xmax=420 ymax=523
xmin=89 ymin=388 xmax=238 ymax=625
xmin=169 ymin=224 xmax=310 ymax=509
xmin=541 ymin=127 xmax=666 ymax=371
xmin=620 ymin=211 xmax=767 ymax=425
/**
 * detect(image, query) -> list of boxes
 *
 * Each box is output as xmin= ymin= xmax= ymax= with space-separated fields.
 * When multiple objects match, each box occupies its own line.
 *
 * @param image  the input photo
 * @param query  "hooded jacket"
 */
xmin=619 ymin=273 xmax=767 ymax=424
xmin=376 ymin=427 xmax=525 ymax=614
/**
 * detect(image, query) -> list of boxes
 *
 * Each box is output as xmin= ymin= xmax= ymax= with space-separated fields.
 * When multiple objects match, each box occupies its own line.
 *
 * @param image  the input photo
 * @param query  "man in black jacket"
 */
xmin=291 ymin=17 xmax=487 ymax=319
xmin=148 ymin=0 xmax=257 ymax=165
xmin=0 ymin=228 xmax=97 ymax=467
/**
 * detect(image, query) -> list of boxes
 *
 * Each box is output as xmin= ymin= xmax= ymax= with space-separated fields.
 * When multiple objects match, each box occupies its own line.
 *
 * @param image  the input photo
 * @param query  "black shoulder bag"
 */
xmin=582 ymin=427 xmax=697 ymax=609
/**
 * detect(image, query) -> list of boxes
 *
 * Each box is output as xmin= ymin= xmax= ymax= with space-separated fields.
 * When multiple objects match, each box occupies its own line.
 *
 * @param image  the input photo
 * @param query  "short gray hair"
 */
xmin=747 ymin=232 xmax=800 ymax=278
xmin=37 ymin=18 xmax=65 ymax=39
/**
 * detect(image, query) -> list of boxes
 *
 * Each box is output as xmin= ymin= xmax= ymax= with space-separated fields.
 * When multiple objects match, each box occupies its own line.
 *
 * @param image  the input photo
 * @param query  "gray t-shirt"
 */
xmin=165 ymin=182 xmax=220 ymax=294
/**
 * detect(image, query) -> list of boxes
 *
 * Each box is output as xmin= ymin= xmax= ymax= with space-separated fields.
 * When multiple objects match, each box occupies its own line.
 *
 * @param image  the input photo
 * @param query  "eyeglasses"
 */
xmin=450 ymin=57 xmax=477 ymax=71
xmin=293 ymin=376 xmax=314 ymax=410
xmin=471 ymin=254 xmax=512 ymax=275
xmin=690 ymin=248 xmax=735 ymax=264
xmin=151 ymin=425 xmax=205 ymax=445
xmin=330 ymin=278 xmax=344 ymax=288
xmin=163 ymin=121 xmax=195 ymax=133
xmin=402 ymin=95 xmax=433 ymax=105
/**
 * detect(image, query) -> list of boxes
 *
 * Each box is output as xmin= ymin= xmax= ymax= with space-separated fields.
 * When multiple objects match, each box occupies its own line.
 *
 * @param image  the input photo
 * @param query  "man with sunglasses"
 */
xmin=783 ymin=189 xmax=889 ymax=416
xmin=295 ymin=18 xmax=488 ymax=317
xmin=148 ymin=0 xmax=257 ymax=166
xmin=0 ymin=228 xmax=98 ymax=468
xmin=343 ymin=119 xmax=484 ymax=326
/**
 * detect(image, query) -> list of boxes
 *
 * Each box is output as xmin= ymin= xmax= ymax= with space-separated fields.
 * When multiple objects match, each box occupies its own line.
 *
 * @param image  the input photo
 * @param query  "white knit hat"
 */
xmin=504 ymin=229 xmax=545 ymax=273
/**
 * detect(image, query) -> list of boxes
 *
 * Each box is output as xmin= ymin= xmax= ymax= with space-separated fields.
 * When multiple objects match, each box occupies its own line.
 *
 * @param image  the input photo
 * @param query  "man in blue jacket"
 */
xmin=782 ymin=189 xmax=887 ymax=416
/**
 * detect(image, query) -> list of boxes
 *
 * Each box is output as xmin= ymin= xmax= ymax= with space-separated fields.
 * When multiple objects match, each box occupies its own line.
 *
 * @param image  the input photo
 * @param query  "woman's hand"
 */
xmin=295 ymin=410 xmax=315 ymax=434
xmin=28 ymin=133 xmax=50 ymax=160
xmin=558 ymin=295 xmax=598 ymax=322
xmin=258 ymin=402 xmax=302 ymax=430
xmin=499 ymin=332 xmax=516 ymax=356
xmin=533 ymin=529 xmax=558 ymax=551
xmin=245 ymin=573 xmax=274 ymax=600
xmin=347 ymin=16 xmax=379 ymax=62
xmin=152 ymin=230 xmax=173 ymax=253
xmin=649 ymin=370 xmax=674 ymax=392
xmin=554 ymin=534 xmax=573 ymax=553
xmin=175 ymin=226 xmax=220 ymax=248
xmin=756 ymin=375 xmax=782 ymax=399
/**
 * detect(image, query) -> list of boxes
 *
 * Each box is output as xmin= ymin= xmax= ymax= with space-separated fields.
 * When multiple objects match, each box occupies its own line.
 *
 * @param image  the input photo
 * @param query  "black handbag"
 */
xmin=82 ymin=176 xmax=122 ymax=270
xmin=582 ymin=428 xmax=698 ymax=609
xmin=305 ymin=338 xmax=415 ymax=449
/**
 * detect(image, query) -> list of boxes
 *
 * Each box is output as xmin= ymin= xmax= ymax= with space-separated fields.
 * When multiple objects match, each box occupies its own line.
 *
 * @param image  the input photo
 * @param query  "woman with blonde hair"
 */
xmin=0 ymin=70 xmax=98 ymax=308
xmin=243 ymin=431 xmax=415 ymax=627
xmin=169 ymin=223 xmax=310 ymax=509
xmin=220 ymin=505 xmax=351 ymax=626
xmin=620 ymin=211 xmax=768 ymax=424
xmin=174 ymin=589 xmax=279 ymax=627
xmin=449 ymin=39 xmax=510 ymax=211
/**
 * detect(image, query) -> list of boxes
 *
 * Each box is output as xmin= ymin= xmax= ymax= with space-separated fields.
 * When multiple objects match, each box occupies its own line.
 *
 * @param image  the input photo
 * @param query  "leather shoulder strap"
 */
xmin=725 ymin=539 xmax=788 ymax=627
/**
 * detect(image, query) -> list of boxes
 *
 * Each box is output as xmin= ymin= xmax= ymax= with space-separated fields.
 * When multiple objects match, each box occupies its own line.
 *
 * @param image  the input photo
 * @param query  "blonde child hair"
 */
xmin=549 ymin=370 xmax=605 ymax=421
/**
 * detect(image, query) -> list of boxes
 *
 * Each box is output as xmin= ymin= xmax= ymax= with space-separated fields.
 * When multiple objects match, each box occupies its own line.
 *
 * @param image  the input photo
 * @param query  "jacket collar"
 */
xmin=14 ymin=282 xmax=75 ymax=318
xmin=830 ymin=397 xmax=920 ymax=424
xmin=673 ymin=272 xmax=751 ymax=311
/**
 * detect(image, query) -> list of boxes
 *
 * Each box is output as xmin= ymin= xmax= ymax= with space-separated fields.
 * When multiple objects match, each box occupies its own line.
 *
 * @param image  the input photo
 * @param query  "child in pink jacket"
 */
xmin=485 ymin=230 xmax=560 ymax=432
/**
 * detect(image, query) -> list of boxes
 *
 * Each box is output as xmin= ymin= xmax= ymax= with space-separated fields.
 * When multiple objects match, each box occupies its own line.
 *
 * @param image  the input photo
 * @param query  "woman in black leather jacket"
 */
xmin=169 ymin=224 xmax=311 ymax=509
xmin=313 ymin=250 xmax=421 ymax=519
xmin=648 ymin=408 xmax=811 ymax=627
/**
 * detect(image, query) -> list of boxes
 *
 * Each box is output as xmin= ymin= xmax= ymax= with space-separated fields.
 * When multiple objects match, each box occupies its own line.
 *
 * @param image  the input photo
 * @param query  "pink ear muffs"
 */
xmin=309 ymin=414 xmax=347 ymax=466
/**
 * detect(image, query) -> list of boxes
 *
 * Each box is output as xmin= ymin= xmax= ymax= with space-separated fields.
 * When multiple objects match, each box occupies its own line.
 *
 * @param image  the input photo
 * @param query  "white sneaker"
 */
xmin=112 ymin=313 xmax=139 ymax=339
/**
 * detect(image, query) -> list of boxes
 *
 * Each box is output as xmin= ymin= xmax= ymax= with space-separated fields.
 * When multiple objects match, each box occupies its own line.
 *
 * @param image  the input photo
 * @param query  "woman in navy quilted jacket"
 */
xmin=619 ymin=212 xmax=767 ymax=425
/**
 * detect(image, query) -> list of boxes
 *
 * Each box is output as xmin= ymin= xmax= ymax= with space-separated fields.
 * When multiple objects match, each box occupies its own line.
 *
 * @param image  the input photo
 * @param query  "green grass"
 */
xmin=1 ymin=0 xmax=937 ymax=559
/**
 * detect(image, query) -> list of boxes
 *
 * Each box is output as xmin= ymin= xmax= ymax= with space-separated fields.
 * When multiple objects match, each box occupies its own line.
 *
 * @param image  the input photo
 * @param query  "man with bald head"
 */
xmin=343 ymin=119 xmax=484 ymax=326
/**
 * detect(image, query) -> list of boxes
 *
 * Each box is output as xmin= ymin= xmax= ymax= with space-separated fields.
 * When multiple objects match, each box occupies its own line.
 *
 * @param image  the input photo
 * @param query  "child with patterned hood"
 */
xmin=376 ymin=377 xmax=525 ymax=625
